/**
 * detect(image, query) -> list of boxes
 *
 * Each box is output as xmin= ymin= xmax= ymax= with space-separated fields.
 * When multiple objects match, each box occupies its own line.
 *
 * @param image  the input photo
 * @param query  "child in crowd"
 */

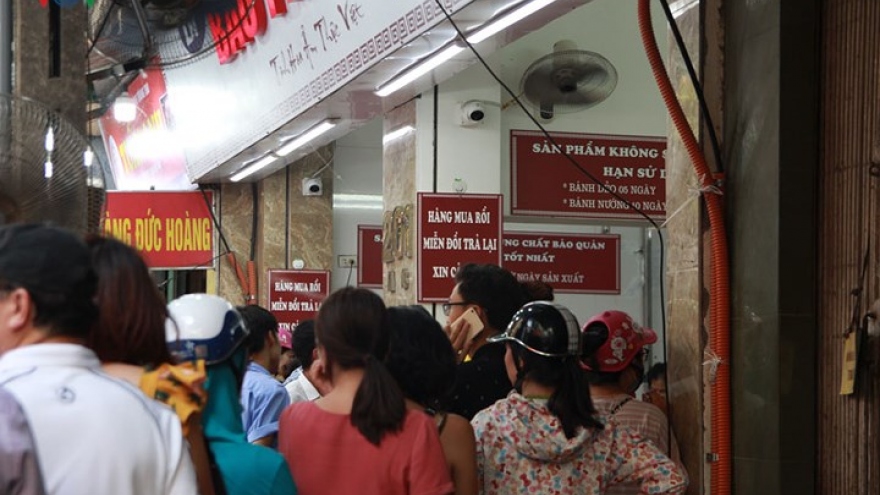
xmin=285 ymin=319 xmax=331 ymax=404
xmin=473 ymin=301 xmax=687 ymax=495
xmin=277 ymin=349 xmax=299 ymax=382
xmin=581 ymin=311 xmax=683 ymax=495
xmin=386 ymin=305 xmax=479 ymax=495
xmin=278 ymin=287 xmax=453 ymax=495
xmin=643 ymin=362 xmax=669 ymax=414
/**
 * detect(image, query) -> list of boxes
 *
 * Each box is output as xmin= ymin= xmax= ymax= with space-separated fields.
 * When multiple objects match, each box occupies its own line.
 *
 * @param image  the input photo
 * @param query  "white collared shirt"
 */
xmin=0 ymin=344 xmax=197 ymax=495
xmin=285 ymin=370 xmax=321 ymax=404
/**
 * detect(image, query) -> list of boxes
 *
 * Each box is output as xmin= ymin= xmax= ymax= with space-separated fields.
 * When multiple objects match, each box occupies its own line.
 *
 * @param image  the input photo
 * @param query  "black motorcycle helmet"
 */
xmin=489 ymin=301 xmax=581 ymax=358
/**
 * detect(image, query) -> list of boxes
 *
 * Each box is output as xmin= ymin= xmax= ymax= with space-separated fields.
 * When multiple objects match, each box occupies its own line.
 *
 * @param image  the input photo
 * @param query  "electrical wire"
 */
xmin=431 ymin=0 xmax=667 ymax=338
xmin=200 ymin=186 xmax=231 ymax=253
xmin=250 ymin=182 xmax=258 ymax=261
xmin=200 ymin=186 xmax=249 ymax=301
xmin=658 ymin=0 xmax=724 ymax=174
xmin=346 ymin=261 xmax=355 ymax=287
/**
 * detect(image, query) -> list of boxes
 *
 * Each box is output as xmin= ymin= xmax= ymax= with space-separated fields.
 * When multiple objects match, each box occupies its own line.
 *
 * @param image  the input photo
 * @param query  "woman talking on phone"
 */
xmin=278 ymin=288 xmax=453 ymax=495
xmin=473 ymin=301 xmax=687 ymax=495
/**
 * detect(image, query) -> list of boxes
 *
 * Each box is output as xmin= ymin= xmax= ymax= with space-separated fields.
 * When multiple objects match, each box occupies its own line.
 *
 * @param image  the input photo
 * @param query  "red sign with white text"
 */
xmin=417 ymin=193 xmax=503 ymax=302
xmin=510 ymin=131 xmax=666 ymax=222
xmin=358 ymin=225 xmax=383 ymax=288
xmin=102 ymin=191 xmax=215 ymax=270
xmin=503 ymin=232 xmax=620 ymax=295
xmin=98 ymin=66 xmax=190 ymax=191
xmin=267 ymin=270 xmax=330 ymax=348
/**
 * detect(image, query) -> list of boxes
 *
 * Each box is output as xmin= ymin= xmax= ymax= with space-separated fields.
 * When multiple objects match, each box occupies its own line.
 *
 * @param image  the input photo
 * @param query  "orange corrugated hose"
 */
xmin=227 ymin=252 xmax=250 ymax=303
xmin=637 ymin=1 xmax=732 ymax=494
xmin=246 ymin=260 xmax=257 ymax=304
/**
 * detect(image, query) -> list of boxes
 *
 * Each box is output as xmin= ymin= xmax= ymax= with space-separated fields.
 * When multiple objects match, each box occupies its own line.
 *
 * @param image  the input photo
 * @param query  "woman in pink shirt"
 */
xmin=278 ymin=287 xmax=453 ymax=495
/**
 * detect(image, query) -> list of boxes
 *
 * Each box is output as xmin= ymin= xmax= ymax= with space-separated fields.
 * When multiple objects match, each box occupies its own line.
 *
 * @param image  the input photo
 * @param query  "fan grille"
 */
xmin=0 ymin=94 xmax=106 ymax=234
xmin=520 ymin=49 xmax=618 ymax=115
xmin=88 ymin=0 xmax=257 ymax=71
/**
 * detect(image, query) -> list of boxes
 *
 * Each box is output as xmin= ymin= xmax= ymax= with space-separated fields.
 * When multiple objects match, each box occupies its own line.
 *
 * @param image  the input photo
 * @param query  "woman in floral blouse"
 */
xmin=472 ymin=301 xmax=687 ymax=495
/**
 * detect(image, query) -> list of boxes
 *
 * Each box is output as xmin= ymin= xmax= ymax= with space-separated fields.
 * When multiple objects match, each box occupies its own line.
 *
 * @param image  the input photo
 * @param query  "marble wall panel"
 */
xmin=664 ymin=2 xmax=710 ymax=493
xmin=287 ymin=145 xmax=334 ymax=273
xmin=218 ymin=183 xmax=255 ymax=306
xmin=258 ymin=167 xmax=289 ymax=307
xmin=219 ymin=147 xmax=334 ymax=307
xmin=382 ymin=101 xmax=417 ymax=307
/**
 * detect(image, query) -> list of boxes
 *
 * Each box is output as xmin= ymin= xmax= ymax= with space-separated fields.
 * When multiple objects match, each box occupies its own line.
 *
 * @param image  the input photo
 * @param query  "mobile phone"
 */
xmin=455 ymin=307 xmax=484 ymax=341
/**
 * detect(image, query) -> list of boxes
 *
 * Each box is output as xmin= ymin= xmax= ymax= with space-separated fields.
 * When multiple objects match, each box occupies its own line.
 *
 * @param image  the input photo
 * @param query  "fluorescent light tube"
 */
xmin=230 ymin=155 xmax=278 ymax=182
xmin=382 ymin=125 xmax=415 ymax=144
xmin=276 ymin=121 xmax=337 ymax=157
xmin=376 ymin=45 xmax=464 ymax=97
xmin=83 ymin=147 xmax=95 ymax=168
xmin=44 ymin=127 xmax=55 ymax=152
xmin=467 ymin=0 xmax=558 ymax=44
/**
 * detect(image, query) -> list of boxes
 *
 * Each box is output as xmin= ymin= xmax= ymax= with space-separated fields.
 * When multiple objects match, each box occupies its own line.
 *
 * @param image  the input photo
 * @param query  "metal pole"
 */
xmin=0 ymin=0 xmax=12 ymax=93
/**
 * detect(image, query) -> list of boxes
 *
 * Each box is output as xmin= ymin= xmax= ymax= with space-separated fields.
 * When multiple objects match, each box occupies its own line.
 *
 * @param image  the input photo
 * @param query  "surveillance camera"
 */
xmin=302 ymin=178 xmax=322 ymax=196
xmin=459 ymin=101 xmax=486 ymax=126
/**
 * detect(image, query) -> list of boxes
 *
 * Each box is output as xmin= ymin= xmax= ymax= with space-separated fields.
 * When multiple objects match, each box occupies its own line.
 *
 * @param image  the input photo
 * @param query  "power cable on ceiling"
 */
xmin=431 ymin=0 xmax=667 ymax=339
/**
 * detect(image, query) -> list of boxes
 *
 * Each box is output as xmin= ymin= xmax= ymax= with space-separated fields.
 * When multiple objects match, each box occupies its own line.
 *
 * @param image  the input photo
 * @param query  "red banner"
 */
xmin=358 ymin=225 xmax=383 ymax=288
xmin=502 ymin=232 xmax=620 ymax=295
xmin=510 ymin=131 xmax=666 ymax=222
xmin=102 ymin=191 xmax=215 ymax=269
xmin=417 ymin=193 xmax=503 ymax=302
xmin=267 ymin=270 xmax=330 ymax=348
xmin=99 ymin=66 xmax=190 ymax=191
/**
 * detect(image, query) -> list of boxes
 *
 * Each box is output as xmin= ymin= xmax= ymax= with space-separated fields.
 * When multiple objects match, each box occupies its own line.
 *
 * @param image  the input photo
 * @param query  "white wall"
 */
xmin=335 ymin=0 xmax=670 ymax=362
xmin=331 ymin=118 xmax=384 ymax=293
xmin=415 ymin=0 xmax=669 ymax=361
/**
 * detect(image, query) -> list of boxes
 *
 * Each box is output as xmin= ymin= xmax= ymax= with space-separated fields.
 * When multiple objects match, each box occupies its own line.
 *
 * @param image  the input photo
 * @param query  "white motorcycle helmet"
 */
xmin=166 ymin=293 xmax=249 ymax=365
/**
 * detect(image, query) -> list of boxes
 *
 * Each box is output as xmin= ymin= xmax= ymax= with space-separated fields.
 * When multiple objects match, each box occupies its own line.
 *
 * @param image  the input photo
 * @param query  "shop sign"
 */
xmin=102 ymin=191 xmax=215 ymax=270
xmin=502 ymin=232 xmax=620 ymax=294
xmin=267 ymin=269 xmax=330 ymax=347
xmin=357 ymin=225 xmax=383 ymax=288
xmin=165 ymin=0 xmax=476 ymax=179
xmin=98 ymin=67 xmax=190 ymax=191
xmin=417 ymin=193 xmax=502 ymax=302
xmin=510 ymin=130 xmax=666 ymax=222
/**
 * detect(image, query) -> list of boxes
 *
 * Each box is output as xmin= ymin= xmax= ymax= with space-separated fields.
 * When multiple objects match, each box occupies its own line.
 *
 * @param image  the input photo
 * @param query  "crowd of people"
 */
xmin=0 ymin=223 xmax=686 ymax=495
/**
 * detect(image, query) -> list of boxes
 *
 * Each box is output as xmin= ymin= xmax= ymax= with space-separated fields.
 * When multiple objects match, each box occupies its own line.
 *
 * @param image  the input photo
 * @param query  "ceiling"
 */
xmin=200 ymin=0 xmax=595 ymax=182
xmin=87 ymin=0 xmax=595 ymax=184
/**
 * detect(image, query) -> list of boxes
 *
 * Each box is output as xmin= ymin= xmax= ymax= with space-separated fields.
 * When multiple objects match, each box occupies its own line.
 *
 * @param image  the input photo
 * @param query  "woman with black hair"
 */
xmin=278 ymin=288 xmax=453 ymax=495
xmin=472 ymin=301 xmax=687 ymax=495
xmin=386 ymin=306 xmax=479 ymax=495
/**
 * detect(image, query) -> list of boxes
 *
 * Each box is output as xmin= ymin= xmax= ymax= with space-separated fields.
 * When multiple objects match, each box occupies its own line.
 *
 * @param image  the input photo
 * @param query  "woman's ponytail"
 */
xmin=352 ymin=354 xmax=406 ymax=445
xmin=547 ymin=357 xmax=604 ymax=438
xmin=316 ymin=287 xmax=407 ymax=446
xmin=516 ymin=349 xmax=603 ymax=439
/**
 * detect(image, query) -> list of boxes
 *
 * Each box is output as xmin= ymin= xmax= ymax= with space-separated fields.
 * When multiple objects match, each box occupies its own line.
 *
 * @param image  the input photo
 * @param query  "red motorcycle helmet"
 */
xmin=580 ymin=310 xmax=656 ymax=373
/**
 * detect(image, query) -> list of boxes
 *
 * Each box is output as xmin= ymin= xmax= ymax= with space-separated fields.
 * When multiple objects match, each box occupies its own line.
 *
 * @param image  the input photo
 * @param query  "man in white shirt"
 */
xmin=0 ymin=224 xmax=197 ymax=495
xmin=285 ymin=320 xmax=326 ymax=403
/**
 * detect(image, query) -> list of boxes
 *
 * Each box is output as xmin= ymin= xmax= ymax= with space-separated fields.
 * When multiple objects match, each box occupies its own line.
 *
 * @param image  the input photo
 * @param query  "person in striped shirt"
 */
xmin=580 ymin=310 xmax=684 ymax=495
